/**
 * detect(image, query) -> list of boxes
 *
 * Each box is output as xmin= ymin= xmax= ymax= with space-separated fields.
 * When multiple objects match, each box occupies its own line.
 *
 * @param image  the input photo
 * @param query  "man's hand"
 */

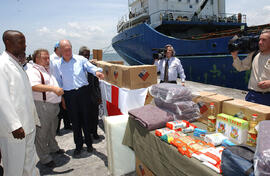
xmin=181 ymin=82 xmax=185 ymax=86
xmin=258 ymin=80 xmax=270 ymax=89
xmin=96 ymin=71 xmax=104 ymax=80
xmin=12 ymin=127 xmax=25 ymax=139
xmin=231 ymin=51 xmax=239 ymax=59
xmin=52 ymin=87 xmax=64 ymax=96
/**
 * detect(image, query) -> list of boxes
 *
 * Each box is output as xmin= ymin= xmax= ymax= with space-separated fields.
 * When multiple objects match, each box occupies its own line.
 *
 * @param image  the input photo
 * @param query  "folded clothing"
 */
xmin=149 ymin=83 xmax=192 ymax=103
xmin=128 ymin=104 xmax=174 ymax=131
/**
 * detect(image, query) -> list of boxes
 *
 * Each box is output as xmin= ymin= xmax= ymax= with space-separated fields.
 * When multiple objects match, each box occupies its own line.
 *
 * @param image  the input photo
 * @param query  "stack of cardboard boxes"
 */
xmin=194 ymin=91 xmax=270 ymax=124
xmin=96 ymin=61 xmax=157 ymax=90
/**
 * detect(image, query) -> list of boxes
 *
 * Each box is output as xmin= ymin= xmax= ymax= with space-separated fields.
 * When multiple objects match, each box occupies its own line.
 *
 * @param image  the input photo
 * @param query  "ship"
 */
xmin=112 ymin=0 xmax=270 ymax=90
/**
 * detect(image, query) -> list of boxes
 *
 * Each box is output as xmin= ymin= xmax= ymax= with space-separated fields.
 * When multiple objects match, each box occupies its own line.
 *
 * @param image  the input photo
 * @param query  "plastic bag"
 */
xmin=154 ymin=98 xmax=200 ymax=121
xmin=149 ymin=83 xmax=192 ymax=103
xmin=254 ymin=121 xmax=270 ymax=176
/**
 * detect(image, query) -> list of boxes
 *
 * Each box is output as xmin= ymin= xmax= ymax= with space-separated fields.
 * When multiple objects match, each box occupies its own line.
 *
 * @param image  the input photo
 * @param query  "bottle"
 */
xmin=246 ymin=114 xmax=258 ymax=146
xmin=207 ymin=103 xmax=216 ymax=132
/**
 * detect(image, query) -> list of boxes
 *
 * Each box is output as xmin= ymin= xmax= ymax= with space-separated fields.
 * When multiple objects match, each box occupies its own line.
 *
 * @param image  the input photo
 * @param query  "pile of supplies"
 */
xmin=127 ymin=85 xmax=270 ymax=175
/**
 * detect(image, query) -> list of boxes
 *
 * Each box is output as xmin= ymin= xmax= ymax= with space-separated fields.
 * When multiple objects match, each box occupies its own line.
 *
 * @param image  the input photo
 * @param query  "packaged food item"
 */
xmin=194 ymin=128 xmax=207 ymax=137
xmin=216 ymin=113 xmax=233 ymax=136
xmin=181 ymin=124 xmax=197 ymax=133
xmin=171 ymin=136 xmax=195 ymax=148
xmin=246 ymin=114 xmax=258 ymax=146
xmin=160 ymin=131 xmax=186 ymax=144
xmin=204 ymin=133 xmax=228 ymax=146
xmin=166 ymin=120 xmax=189 ymax=130
xmin=207 ymin=103 xmax=216 ymax=132
xmin=229 ymin=117 xmax=248 ymax=144
xmin=155 ymin=127 xmax=174 ymax=137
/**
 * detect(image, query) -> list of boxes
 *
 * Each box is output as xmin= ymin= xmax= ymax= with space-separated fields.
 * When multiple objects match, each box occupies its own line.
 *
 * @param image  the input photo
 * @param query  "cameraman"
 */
xmin=154 ymin=44 xmax=186 ymax=86
xmin=231 ymin=29 xmax=270 ymax=106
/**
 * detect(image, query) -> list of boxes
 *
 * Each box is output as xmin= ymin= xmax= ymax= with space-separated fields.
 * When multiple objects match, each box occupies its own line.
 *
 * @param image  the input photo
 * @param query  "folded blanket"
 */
xmin=128 ymin=104 xmax=174 ymax=131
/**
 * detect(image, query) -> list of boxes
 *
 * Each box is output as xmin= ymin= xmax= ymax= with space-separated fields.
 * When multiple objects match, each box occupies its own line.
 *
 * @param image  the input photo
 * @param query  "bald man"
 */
xmin=0 ymin=30 xmax=39 ymax=176
xmin=52 ymin=40 xmax=104 ymax=157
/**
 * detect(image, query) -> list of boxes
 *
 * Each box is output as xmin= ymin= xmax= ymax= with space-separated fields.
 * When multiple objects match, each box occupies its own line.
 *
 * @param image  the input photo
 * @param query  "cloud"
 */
xmin=34 ymin=20 xmax=116 ymax=54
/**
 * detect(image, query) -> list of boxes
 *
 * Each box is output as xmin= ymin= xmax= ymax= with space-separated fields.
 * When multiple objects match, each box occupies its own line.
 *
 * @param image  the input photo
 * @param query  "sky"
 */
xmin=0 ymin=0 xmax=269 ymax=55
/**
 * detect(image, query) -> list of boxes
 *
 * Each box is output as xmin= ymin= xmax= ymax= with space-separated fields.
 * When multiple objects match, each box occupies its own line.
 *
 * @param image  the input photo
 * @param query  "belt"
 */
xmin=249 ymin=89 xmax=270 ymax=94
xmin=160 ymin=80 xmax=177 ymax=84
xmin=65 ymin=85 xmax=88 ymax=92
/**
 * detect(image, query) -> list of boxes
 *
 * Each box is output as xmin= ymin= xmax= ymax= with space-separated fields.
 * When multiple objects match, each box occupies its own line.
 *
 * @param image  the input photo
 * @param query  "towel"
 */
xmin=128 ymin=104 xmax=174 ymax=130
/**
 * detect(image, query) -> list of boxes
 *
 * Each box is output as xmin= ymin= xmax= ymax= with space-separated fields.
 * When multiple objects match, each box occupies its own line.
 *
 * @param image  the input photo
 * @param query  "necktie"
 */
xmin=164 ymin=59 xmax=169 ymax=82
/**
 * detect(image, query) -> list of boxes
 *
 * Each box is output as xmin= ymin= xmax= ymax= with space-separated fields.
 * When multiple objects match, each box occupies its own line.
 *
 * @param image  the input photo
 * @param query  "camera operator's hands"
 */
xmin=258 ymin=80 xmax=270 ymax=89
xmin=231 ymin=51 xmax=238 ymax=59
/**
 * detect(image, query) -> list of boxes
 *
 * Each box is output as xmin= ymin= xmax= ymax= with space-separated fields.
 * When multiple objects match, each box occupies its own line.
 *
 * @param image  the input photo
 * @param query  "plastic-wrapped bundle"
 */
xmin=254 ymin=121 xmax=270 ymax=176
xmin=154 ymin=98 xmax=200 ymax=122
xmin=149 ymin=83 xmax=192 ymax=103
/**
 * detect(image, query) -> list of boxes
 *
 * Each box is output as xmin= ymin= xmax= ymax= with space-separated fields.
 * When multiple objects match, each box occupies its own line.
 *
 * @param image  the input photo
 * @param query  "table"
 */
xmin=122 ymin=117 xmax=220 ymax=176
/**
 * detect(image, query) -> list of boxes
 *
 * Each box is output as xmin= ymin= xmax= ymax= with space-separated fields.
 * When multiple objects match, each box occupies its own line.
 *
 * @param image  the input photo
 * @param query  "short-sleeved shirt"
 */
xmin=26 ymin=63 xmax=61 ymax=103
xmin=233 ymin=52 xmax=270 ymax=93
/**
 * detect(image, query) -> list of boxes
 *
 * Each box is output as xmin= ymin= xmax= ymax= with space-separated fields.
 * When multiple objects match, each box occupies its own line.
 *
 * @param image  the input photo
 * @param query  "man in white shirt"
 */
xmin=154 ymin=44 xmax=186 ymax=86
xmin=0 ymin=30 xmax=39 ymax=176
xmin=231 ymin=29 xmax=270 ymax=106
xmin=26 ymin=49 xmax=64 ymax=167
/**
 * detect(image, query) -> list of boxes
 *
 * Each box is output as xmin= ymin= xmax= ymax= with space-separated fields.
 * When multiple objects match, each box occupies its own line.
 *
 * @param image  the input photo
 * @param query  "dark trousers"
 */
xmin=89 ymin=101 xmax=99 ymax=134
xmin=57 ymin=103 xmax=71 ymax=131
xmin=246 ymin=90 xmax=270 ymax=106
xmin=64 ymin=86 xmax=92 ymax=150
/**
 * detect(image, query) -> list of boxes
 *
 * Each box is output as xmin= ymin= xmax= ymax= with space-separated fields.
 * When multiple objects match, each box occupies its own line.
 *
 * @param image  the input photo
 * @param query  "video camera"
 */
xmin=152 ymin=48 xmax=166 ymax=60
xmin=228 ymin=35 xmax=259 ymax=53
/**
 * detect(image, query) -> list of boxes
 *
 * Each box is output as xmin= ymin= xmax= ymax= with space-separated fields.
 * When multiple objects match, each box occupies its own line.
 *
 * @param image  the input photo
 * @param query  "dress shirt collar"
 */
xmin=61 ymin=55 xmax=76 ymax=64
xmin=32 ymin=63 xmax=50 ymax=72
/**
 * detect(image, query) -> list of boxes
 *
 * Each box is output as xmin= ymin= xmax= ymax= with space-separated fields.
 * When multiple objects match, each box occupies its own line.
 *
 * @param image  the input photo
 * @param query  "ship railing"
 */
xmin=117 ymin=7 xmax=149 ymax=32
xmin=150 ymin=10 xmax=246 ymax=24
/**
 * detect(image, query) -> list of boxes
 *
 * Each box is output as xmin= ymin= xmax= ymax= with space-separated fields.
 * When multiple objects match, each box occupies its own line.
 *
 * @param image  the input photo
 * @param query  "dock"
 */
xmin=37 ymin=80 xmax=247 ymax=176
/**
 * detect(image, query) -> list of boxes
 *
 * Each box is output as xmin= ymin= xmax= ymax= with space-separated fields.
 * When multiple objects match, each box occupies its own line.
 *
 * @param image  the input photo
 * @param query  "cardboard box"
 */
xmin=222 ymin=99 xmax=257 ymax=120
xmin=106 ymin=60 xmax=124 ymax=65
xmin=246 ymin=104 xmax=270 ymax=122
xmin=223 ymin=99 xmax=270 ymax=121
xmin=144 ymin=90 xmax=153 ymax=105
xmin=121 ymin=65 xmax=157 ymax=89
xmin=110 ymin=65 xmax=123 ymax=87
xmin=196 ymin=94 xmax=233 ymax=124
xmin=136 ymin=157 xmax=155 ymax=176
xmin=192 ymin=91 xmax=217 ymax=102
xmin=96 ymin=61 xmax=113 ymax=82
xmin=93 ymin=49 xmax=103 ymax=61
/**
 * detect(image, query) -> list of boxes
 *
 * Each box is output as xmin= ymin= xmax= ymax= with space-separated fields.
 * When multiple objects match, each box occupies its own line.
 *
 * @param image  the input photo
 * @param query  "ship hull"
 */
xmin=112 ymin=23 xmax=250 ymax=90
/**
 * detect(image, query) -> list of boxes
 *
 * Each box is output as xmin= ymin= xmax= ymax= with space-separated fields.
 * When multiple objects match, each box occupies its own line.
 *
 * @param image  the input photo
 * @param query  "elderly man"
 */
xmin=231 ymin=29 xmax=270 ymax=106
xmin=0 ymin=30 xmax=39 ymax=175
xmin=50 ymin=42 xmax=72 ymax=134
xmin=26 ymin=49 xmax=64 ymax=167
xmin=52 ymin=40 xmax=104 ymax=157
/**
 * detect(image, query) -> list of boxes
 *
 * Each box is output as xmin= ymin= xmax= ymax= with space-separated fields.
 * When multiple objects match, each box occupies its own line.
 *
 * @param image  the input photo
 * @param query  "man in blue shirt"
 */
xmin=53 ymin=40 xmax=104 ymax=157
